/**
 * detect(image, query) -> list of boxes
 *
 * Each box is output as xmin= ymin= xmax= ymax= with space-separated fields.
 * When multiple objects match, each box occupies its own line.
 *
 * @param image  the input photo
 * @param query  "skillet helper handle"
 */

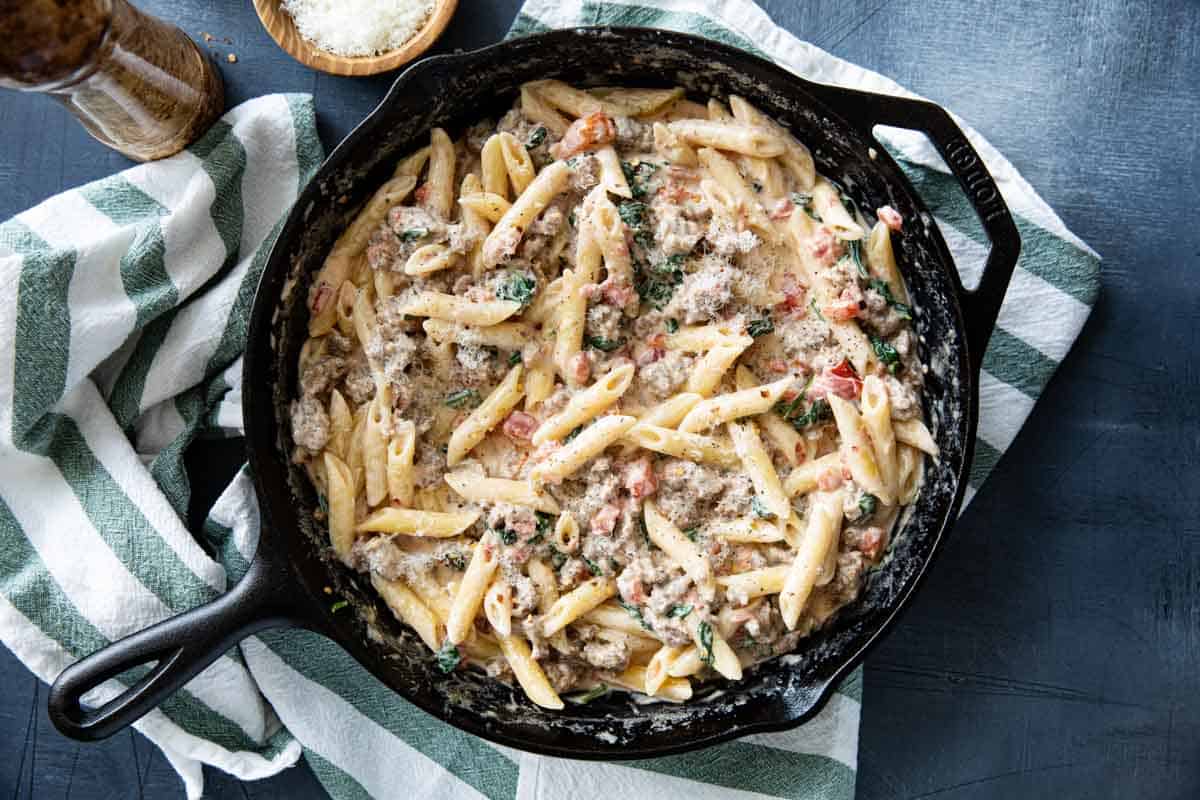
xmin=48 ymin=548 xmax=309 ymax=741
xmin=803 ymin=85 xmax=1022 ymax=373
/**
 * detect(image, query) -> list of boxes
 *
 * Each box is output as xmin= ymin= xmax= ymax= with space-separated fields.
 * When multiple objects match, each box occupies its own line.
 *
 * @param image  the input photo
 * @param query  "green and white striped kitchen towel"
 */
xmin=0 ymin=3 xmax=1100 ymax=800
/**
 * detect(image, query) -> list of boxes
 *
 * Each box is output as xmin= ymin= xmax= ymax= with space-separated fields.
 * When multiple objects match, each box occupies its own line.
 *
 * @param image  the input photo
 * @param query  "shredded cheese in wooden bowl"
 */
xmin=281 ymin=0 xmax=435 ymax=57
xmin=253 ymin=0 xmax=456 ymax=76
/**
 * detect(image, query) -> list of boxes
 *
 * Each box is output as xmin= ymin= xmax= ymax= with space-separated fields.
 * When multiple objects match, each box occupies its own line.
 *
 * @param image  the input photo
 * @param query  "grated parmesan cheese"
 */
xmin=282 ymin=0 xmax=435 ymax=58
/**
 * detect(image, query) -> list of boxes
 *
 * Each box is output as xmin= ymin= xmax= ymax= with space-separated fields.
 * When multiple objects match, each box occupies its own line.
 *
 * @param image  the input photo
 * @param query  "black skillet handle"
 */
xmin=47 ymin=537 xmax=318 ymax=741
xmin=802 ymin=84 xmax=1022 ymax=373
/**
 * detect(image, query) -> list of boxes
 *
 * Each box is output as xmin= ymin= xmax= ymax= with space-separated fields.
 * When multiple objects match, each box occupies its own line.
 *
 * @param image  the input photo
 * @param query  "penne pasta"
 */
xmin=393 ymin=145 xmax=430 ymax=179
xmin=583 ymin=603 xmax=659 ymax=639
xmin=444 ymin=471 xmax=560 ymax=514
xmin=668 ymin=119 xmax=786 ymax=158
xmin=532 ymin=363 xmax=635 ymax=445
xmin=483 ymin=576 xmax=513 ymax=637
xmin=682 ymin=610 xmax=742 ymax=681
xmin=404 ymin=243 xmax=461 ymax=277
xmin=520 ymin=84 xmax=572 ymax=136
xmin=498 ymin=131 xmax=536 ymax=196
xmin=308 ymin=174 xmax=416 ymax=336
xmin=606 ymin=665 xmax=692 ymax=703
xmin=594 ymin=145 xmax=633 ymax=199
xmin=652 ymin=121 xmax=699 ymax=166
xmin=893 ymin=418 xmax=939 ymax=457
xmin=697 ymin=147 xmax=778 ymax=243
xmin=498 ymin=634 xmax=564 ymax=710
xmin=828 ymin=394 xmax=893 ymax=504
xmin=666 ymin=646 xmax=703 ymax=678
xmin=356 ymin=507 xmax=481 ymax=536
xmin=687 ymin=342 xmax=751 ymax=396
xmin=811 ymin=178 xmax=865 ymax=241
xmin=623 ymin=424 xmax=740 ymax=468
xmin=424 ymin=127 xmax=456 ymax=220
xmin=866 ymin=219 xmax=908 ymax=302
xmin=447 ymin=534 xmax=500 ymax=644
xmin=708 ymin=517 xmax=785 ymax=544
xmin=587 ymin=85 xmax=686 ymax=116
xmin=542 ymin=577 xmax=617 ymax=636
xmin=644 ymin=501 xmax=715 ymax=601
xmin=386 ymin=421 xmax=416 ymax=506
xmin=666 ymin=321 xmax=751 ymax=352
xmin=728 ymin=95 xmax=816 ymax=189
xmin=860 ymin=375 xmax=898 ymax=500
xmin=372 ymin=574 xmax=442 ymax=651
xmin=399 ymin=291 xmax=522 ymax=327
xmin=780 ymin=490 xmax=844 ymax=629
xmin=678 ymin=377 xmax=793 ymax=433
xmin=327 ymin=389 xmax=353 ymax=460
xmin=363 ymin=392 xmax=390 ymax=507
xmin=457 ymin=191 xmax=512 ymax=223
xmin=458 ymin=173 xmax=490 ymax=279
xmin=783 ymin=452 xmax=844 ymax=498
xmin=729 ymin=420 xmax=791 ymax=519
xmin=480 ymin=134 xmax=509 ymax=198
xmin=323 ymin=451 xmax=357 ymax=563
xmin=896 ymin=444 xmax=924 ymax=505
xmin=522 ymin=79 xmax=626 ymax=117
xmin=422 ymin=318 xmax=535 ymax=351
xmin=716 ymin=565 xmax=790 ymax=600
xmin=735 ymin=365 xmax=802 ymax=466
xmin=529 ymin=415 xmax=637 ymax=483
xmin=481 ymin=160 xmax=571 ymax=268
xmin=447 ymin=364 xmax=524 ymax=466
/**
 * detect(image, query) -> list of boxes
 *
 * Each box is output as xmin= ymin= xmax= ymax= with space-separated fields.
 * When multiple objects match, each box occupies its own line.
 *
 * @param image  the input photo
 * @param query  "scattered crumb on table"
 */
xmin=226 ymin=53 xmax=238 ymax=63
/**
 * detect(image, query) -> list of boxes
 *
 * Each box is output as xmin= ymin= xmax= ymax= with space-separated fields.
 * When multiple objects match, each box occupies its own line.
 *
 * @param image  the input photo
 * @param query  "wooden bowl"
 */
xmin=252 ymin=0 xmax=459 ymax=76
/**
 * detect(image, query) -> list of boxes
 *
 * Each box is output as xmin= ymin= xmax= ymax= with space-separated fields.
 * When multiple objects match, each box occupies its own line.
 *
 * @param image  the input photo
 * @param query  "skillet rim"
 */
xmin=242 ymin=25 xmax=981 ymax=759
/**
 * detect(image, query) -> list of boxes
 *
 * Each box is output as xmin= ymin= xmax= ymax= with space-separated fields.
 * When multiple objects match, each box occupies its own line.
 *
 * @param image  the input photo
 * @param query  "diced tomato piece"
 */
xmin=818 ymin=468 xmax=844 ymax=491
xmin=600 ymin=279 xmax=637 ymax=308
xmin=622 ymin=457 xmax=658 ymax=499
xmin=310 ymin=283 xmax=333 ymax=314
xmin=592 ymin=503 xmax=621 ymax=535
xmin=509 ymin=514 xmax=536 ymax=536
xmin=568 ymin=352 xmax=592 ymax=384
xmin=414 ymin=183 xmax=430 ymax=204
xmin=636 ymin=347 xmax=664 ymax=367
xmin=502 ymin=411 xmax=539 ymax=441
xmin=810 ymin=359 xmax=862 ymax=400
xmin=809 ymin=226 xmax=843 ymax=266
xmin=830 ymin=359 xmax=857 ymax=379
xmin=822 ymin=298 xmax=860 ymax=321
xmin=624 ymin=579 xmax=646 ymax=604
xmin=781 ymin=281 xmax=807 ymax=311
xmin=661 ymin=182 xmax=692 ymax=203
xmin=551 ymin=112 xmax=617 ymax=159
xmin=859 ymin=527 xmax=886 ymax=560
xmin=769 ymin=198 xmax=794 ymax=220
xmin=877 ymin=205 xmax=903 ymax=231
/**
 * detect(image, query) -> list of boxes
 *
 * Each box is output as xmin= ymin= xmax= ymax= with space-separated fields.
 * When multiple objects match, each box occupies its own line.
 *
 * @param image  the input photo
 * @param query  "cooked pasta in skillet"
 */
xmin=290 ymin=80 xmax=936 ymax=709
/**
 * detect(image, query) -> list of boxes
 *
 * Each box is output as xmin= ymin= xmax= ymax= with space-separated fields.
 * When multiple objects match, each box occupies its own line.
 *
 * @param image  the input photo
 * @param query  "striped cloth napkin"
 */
xmin=0 ymin=3 xmax=1100 ymax=800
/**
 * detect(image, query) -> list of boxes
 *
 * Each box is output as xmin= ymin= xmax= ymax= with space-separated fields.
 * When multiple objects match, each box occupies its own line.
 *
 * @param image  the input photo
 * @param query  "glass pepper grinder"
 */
xmin=0 ymin=0 xmax=225 ymax=162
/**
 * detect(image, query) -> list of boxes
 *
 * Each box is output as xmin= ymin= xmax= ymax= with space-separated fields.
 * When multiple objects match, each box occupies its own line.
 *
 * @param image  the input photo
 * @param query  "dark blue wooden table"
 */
xmin=3 ymin=1 xmax=1198 ymax=797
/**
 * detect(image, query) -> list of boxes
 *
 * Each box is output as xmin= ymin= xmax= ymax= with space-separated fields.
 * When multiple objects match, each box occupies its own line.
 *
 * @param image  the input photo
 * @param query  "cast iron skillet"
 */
xmin=48 ymin=27 xmax=1019 ymax=757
